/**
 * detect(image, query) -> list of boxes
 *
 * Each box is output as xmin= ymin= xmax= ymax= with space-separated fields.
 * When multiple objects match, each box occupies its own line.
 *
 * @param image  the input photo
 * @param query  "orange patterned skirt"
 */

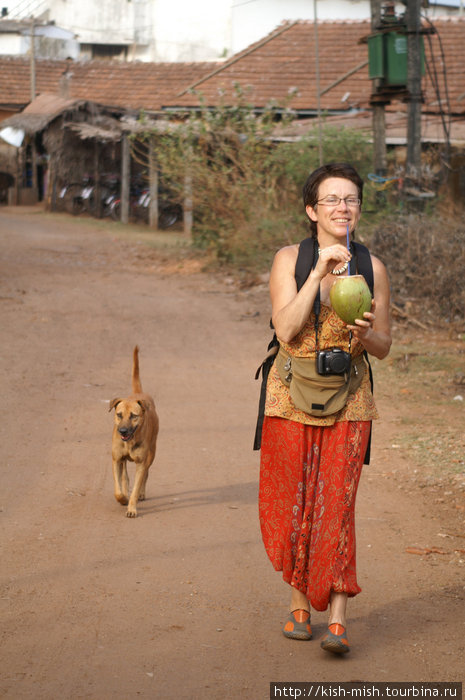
xmin=259 ymin=415 xmax=371 ymax=612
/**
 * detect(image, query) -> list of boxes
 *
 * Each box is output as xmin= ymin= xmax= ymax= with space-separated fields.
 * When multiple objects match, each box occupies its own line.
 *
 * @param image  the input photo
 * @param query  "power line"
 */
xmin=231 ymin=0 xmax=263 ymax=7
xmin=421 ymin=14 xmax=452 ymax=167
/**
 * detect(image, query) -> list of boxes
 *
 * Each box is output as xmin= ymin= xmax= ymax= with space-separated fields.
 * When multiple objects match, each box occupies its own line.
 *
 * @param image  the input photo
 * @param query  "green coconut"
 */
xmin=329 ymin=274 xmax=372 ymax=325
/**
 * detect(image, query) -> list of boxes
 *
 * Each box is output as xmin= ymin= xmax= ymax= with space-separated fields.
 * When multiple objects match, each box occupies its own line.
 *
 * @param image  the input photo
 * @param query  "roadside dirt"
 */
xmin=1 ymin=206 xmax=464 ymax=699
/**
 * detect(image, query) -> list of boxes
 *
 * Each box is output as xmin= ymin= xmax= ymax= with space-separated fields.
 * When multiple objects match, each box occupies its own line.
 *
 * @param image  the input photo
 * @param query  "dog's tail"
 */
xmin=132 ymin=345 xmax=143 ymax=394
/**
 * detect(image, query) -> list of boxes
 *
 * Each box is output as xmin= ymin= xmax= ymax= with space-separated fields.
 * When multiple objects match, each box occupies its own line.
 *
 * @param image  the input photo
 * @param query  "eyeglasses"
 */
xmin=316 ymin=196 xmax=361 ymax=208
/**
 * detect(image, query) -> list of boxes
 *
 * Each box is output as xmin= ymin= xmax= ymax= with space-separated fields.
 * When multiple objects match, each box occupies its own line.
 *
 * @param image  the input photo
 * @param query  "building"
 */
xmin=0 ymin=0 xmax=463 ymax=62
xmin=0 ymin=16 xmax=464 ymax=211
xmin=0 ymin=17 xmax=78 ymax=59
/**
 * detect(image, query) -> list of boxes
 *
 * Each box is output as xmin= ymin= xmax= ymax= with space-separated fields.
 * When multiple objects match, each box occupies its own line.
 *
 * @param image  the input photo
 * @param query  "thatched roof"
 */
xmin=64 ymin=119 xmax=123 ymax=142
xmin=0 ymin=93 xmax=85 ymax=134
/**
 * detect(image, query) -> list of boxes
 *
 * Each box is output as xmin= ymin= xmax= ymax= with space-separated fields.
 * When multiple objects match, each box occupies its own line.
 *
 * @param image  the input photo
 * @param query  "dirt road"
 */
xmin=1 ymin=207 xmax=463 ymax=699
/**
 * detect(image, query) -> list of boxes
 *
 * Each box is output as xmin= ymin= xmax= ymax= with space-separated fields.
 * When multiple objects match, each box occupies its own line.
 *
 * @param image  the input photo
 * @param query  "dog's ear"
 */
xmin=137 ymin=400 xmax=148 ymax=413
xmin=109 ymin=398 xmax=121 ymax=412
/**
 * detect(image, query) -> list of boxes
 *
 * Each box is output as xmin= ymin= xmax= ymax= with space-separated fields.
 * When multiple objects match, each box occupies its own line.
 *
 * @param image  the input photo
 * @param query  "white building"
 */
xmin=0 ymin=17 xmax=78 ymax=58
xmin=0 ymin=0 xmax=462 ymax=62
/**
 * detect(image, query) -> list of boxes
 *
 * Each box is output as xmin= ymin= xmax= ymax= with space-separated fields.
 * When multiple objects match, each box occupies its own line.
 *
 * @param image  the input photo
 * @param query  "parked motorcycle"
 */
xmin=110 ymin=188 xmax=182 ymax=228
xmin=58 ymin=174 xmax=120 ymax=217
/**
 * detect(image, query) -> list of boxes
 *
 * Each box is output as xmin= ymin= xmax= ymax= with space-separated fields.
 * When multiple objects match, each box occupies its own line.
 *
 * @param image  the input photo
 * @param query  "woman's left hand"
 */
xmin=346 ymin=301 xmax=376 ymax=342
xmin=346 ymin=256 xmax=392 ymax=360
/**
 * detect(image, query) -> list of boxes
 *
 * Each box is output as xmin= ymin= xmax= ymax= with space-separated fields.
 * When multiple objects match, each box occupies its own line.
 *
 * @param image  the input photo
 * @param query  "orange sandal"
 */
xmin=320 ymin=623 xmax=350 ymax=654
xmin=282 ymin=609 xmax=312 ymax=640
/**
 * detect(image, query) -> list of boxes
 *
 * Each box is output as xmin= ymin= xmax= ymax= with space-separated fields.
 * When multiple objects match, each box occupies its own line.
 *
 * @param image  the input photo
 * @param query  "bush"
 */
xmin=132 ymin=101 xmax=465 ymax=325
xmin=370 ymin=213 xmax=465 ymax=322
xmin=131 ymin=101 xmax=375 ymax=271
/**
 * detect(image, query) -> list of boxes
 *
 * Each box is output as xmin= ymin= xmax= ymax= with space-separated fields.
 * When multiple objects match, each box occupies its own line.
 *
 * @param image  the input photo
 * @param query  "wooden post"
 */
xmin=313 ymin=0 xmax=323 ymax=166
xmin=121 ymin=132 xmax=130 ymax=224
xmin=29 ymin=19 xmax=38 ymax=198
xmin=12 ymin=147 xmax=20 ymax=205
xmin=406 ymin=0 xmax=423 ymax=181
xmin=183 ymin=171 xmax=193 ymax=239
xmin=18 ymin=144 xmax=24 ymax=191
xmin=148 ymin=138 xmax=158 ymax=228
xmin=372 ymin=104 xmax=387 ymax=176
xmin=370 ymin=0 xmax=387 ymax=176
xmin=93 ymin=140 xmax=102 ymax=218
xmin=46 ymin=157 xmax=54 ymax=211
xmin=30 ymin=19 xmax=36 ymax=101
xmin=30 ymin=139 xmax=38 ymax=193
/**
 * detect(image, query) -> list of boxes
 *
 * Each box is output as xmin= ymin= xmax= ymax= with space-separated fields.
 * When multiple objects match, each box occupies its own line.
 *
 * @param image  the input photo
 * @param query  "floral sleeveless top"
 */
xmin=265 ymin=305 xmax=378 ymax=426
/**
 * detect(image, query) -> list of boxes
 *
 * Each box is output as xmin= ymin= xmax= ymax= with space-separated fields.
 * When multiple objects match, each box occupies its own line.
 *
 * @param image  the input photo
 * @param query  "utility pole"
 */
xmin=29 ymin=18 xmax=38 ymax=195
xmin=370 ymin=0 xmax=387 ymax=176
xmin=120 ymin=132 xmax=130 ymax=224
xmin=30 ymin=19 xmax=36 ymax=100
xmin=405 ymin=0 xmax=423 ymax=183
xmin=314 ymin=0 xmax=323 ymax=166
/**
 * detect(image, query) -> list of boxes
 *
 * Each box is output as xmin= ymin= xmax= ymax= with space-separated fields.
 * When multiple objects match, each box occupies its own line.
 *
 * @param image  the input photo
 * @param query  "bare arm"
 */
xmin=347 ymin=255 xmax=392 ymax=359
xmin=270 ymin=243 xmax=351 ymax=343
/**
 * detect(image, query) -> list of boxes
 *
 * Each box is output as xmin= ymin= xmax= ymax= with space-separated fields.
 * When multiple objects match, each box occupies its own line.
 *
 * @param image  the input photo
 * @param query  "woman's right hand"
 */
xmin=314 ymin=244 xmax=351 ymax=279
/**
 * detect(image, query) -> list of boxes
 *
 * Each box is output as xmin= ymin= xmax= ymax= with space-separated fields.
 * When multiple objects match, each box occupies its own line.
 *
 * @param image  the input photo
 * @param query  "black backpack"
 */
xmin=253 ymin=237 xmax=374 ymax=464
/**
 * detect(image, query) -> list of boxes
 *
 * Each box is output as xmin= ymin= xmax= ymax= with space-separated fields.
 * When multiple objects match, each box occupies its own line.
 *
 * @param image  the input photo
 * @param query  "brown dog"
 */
xmin=109 ymin=346 xmax=159 ymax=517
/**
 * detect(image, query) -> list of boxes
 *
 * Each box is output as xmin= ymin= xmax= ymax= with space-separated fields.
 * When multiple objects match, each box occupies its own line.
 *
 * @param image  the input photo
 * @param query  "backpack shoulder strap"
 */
xmin=351 ymin=241 xmax=374 ymax=295
xmin=253 ymin=333 xmax=279 ymax=450
xmin=295 ymin=237 xmax=316 ymax=291
xmin=350 ymin=240 xmax=374 ymax=465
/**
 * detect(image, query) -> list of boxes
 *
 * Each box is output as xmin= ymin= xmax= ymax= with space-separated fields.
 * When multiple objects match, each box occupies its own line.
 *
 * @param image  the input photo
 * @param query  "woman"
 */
xmin=259 ymin=163 xmax=391 ymax=654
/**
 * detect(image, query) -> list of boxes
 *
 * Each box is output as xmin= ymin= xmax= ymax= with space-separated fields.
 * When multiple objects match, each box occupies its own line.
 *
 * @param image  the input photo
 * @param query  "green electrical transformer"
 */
xmin=368 ymin=31 xmax=425 ymax=86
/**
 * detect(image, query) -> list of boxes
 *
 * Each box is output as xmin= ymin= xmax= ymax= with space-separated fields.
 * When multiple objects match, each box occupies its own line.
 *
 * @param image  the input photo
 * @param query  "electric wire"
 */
xmin=421 ymin=14 xmax=452 ymax=167
xmin=232 ymin=0 xmax=263 ymax=7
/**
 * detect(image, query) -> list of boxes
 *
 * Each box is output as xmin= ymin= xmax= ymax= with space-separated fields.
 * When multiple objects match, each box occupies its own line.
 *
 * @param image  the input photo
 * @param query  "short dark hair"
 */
xmin=302 ymin=163 xmax=364 ymax=237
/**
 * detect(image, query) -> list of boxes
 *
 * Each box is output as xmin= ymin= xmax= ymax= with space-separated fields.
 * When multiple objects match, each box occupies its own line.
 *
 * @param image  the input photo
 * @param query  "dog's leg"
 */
xmin=138 ymin=467 xmax=150 ymax=502
xmin=126 ymin=463 xmax=149 ymax=517
xmin=113 ymin=458 xmax=129 ymax=506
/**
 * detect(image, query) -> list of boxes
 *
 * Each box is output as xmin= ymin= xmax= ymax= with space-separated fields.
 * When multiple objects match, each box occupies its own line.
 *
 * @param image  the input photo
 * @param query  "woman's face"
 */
xmin=306 ymin=177 xmax=361 ymax=240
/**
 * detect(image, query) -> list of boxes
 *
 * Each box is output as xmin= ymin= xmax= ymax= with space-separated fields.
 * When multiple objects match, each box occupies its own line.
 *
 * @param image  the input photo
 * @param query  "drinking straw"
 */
xmin=346 ymin=223 xmax=351 ymax=276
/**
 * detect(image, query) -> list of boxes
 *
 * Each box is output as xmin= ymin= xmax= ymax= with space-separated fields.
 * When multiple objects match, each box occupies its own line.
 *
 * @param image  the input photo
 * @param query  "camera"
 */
xmin=316 ymin=348 xmax=351 ymax=376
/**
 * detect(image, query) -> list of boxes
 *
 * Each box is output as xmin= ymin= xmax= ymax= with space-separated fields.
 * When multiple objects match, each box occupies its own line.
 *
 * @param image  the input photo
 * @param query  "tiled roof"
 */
xmin=171 ymin=18 xmax=465 ymax=116
xmin=0 ymin=17 xmax=463 ymax=116
xmin=174 ymin=19 xmax=373 ymax=112
xmin=0 ymin=56 xmax=219 ymax=112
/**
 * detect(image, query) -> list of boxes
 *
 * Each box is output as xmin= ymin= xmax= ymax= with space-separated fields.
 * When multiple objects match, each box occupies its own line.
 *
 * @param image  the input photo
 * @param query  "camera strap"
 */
xmin=309 ymin=242 xmax=352 ymax=354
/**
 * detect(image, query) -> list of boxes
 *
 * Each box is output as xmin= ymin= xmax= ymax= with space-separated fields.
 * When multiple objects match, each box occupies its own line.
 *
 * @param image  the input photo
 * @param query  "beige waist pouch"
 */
xmin=275 ymin=347 xmax=366 ymax=417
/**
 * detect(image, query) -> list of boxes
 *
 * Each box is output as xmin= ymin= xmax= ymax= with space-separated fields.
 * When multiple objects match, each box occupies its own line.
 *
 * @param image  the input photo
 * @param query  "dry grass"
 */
xmin=375 ymin=328 xmax=465 ymax=491
xmin=370 ymin=213 xmax=465 ymax=326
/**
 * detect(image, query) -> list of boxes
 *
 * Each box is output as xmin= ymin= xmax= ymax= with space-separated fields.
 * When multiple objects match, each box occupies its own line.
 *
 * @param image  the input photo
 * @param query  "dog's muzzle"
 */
xmin=118 ymin=428 xmax=135 ymax=442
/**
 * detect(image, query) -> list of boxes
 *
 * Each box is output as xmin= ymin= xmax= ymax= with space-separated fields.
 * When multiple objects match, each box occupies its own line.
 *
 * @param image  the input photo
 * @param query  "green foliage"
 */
xmin=131 ymin=98 xmax=378 ymax=270
xmin=270 ymin=124 xmax=373 ymax=192
xmin=131 ymin=104 xmax=465 ymax=324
